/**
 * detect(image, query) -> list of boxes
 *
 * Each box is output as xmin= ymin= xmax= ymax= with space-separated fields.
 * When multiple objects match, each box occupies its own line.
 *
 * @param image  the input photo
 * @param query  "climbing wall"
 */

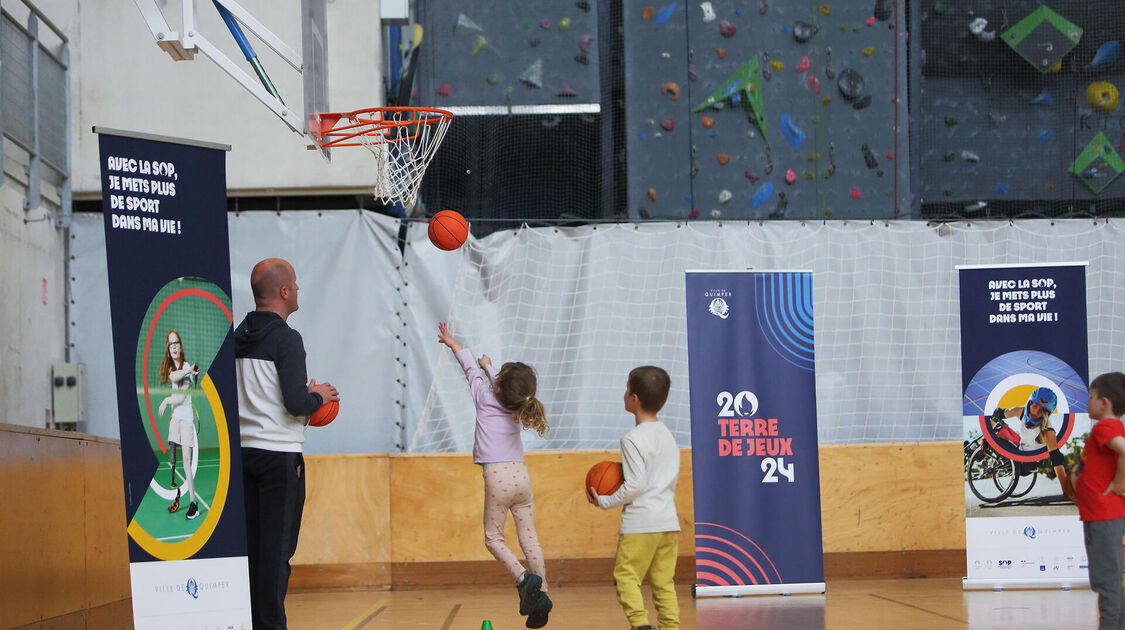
xmin=418 ymin=2 xmax=602 ymax=106
xmin=626 ymin=0 xmax=906 ymax=220
xmin=918 ymin=0 xmax=1125 ymax=213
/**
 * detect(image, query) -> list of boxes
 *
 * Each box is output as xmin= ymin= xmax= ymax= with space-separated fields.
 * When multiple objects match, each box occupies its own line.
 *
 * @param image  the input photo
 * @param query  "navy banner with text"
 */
xmin=959 ymin=263 xmax=1089 ymax=590
xmin=686 ymin=270 xmax=825 ymax=596
xmin=97 ymin=129 xmax=251 ymax=627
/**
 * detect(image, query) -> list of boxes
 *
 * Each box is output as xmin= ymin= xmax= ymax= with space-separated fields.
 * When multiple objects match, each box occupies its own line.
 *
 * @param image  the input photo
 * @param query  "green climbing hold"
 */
xmin=506 ymin=85 xmax=514 ymax=94
xmin=944 ymin=115 xmax=958 ymax=126
xmin=559 ymin=17 xmax=572 ymax=30
xmin=472 ymin=34 xmax=488 ymax=56
xmin=486 ymin=74 xmax=499 ymax=85
xmin=933 ymin=2 xmax=947 ymax=15
xmin=523 ymin=22 xmax=532 ymax=30
xmin=811 ymin=115 xmax=820 ymax=123
xmin=943 ymin=152 xmax=956 ymax=162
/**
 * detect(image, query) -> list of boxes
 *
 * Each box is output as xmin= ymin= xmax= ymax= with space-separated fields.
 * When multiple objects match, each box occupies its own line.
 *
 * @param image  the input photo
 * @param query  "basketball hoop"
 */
xmin=309 ymin=106 xmax=453 ymax=207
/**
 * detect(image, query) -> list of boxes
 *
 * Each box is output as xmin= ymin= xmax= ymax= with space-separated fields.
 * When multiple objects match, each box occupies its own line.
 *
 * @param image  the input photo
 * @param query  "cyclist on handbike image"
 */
xmin=990 ymin=386 xmax=1059 ymax=467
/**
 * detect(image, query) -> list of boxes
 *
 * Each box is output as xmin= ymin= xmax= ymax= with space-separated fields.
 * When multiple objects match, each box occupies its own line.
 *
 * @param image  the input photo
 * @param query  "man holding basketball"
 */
xmin=235 ymin=258 xmax=339 ymax=629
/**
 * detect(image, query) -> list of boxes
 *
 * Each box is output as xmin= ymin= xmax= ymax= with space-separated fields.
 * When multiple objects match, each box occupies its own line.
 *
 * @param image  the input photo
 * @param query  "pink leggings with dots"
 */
xmin=481 ymin=462 xmax=547 ymax=591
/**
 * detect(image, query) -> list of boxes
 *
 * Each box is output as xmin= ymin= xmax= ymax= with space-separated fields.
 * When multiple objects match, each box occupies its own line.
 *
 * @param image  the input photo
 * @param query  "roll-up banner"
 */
xmin=685 ymin=270 xmax=825 ymax=596
xmin=96 ymin=128 xmax=251 ymax=626
xmin=958 ymin=263 xmax=1090 ymax=590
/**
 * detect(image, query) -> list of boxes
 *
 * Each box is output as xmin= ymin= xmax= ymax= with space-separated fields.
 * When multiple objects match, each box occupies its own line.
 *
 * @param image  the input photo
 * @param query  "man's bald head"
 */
xmin=251 ymin=258 xmax=299 ymax=317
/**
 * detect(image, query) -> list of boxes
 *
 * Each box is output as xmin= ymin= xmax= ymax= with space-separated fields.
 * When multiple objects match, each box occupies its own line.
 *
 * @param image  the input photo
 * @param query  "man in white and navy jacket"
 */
xmin=235 ymin=258 xmax=338 ymax=630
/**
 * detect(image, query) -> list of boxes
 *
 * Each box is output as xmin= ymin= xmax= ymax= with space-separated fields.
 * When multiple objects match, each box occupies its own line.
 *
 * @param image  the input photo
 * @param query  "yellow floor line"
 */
xmin=341 ymin=599 xmax=388 ymax=630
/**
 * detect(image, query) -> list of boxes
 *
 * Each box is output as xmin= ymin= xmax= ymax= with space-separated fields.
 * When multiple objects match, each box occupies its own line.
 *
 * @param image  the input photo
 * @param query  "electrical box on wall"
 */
xmin=51 ymin=362 xmax=86 ymax=431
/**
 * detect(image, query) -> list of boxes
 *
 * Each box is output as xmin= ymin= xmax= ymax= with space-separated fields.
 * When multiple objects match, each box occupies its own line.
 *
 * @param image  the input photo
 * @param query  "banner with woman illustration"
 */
xmin=96 ymin=128 xmax=250 ymax=627
xmin=686 ymin=270 xmax=825 ymax=597
xmin=958 ymin=262 xmax=1090 ymax=589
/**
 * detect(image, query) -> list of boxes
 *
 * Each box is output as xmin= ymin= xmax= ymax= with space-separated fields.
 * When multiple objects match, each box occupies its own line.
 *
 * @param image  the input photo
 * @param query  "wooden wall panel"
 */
xmin=1 ymin=420 xmax=970 ymax=608
xmin=818 ymin=442 xmax=965 ymax=553
xmin=83 ymin=439 xmax=130 ymax=608
xmin=294 ymin=454 xmax=392 ymax=566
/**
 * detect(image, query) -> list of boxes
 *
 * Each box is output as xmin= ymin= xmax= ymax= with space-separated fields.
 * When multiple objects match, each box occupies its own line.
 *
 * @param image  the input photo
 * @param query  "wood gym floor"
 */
xmin=285 ymin=578 xmax=1099 ymax=630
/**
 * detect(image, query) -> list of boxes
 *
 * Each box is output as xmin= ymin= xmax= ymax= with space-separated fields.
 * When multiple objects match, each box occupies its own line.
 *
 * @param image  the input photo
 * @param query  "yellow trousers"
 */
xmin=613 ymin=532 xmax=679 ymax=630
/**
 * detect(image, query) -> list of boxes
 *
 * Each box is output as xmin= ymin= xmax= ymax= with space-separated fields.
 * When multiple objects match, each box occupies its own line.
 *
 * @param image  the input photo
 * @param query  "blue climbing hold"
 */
xmin=708 ymin=131 xmax=718 ymax=139
xmin=1029 ymin=89 xmax=1053 ymax=106
xmin=1085 ymin=41 xmax=1121 ymax=72
xmin=1037 ymin=129 xmax=1053 ymax=141
xmin=683 ymin=194 xmax=692 ymax=202
xmin=749 ymin=181 xmax=774 ymax=208
xmin=781 ymin=25 xmax=791 ymax=34
xmin=780 ymin=113 xmax=806 ymax=151
xmin=655 ymin=2 xmax=677 ymax=24
xmin=995 ymin=182 xmax=1009 ymax=196
xmin=637 ymin=132 xmax=646 ymax=140
xmin=734 ymin=7 xmax=742 ymax=16
xmin=722 ymin=81 xmax=742 ymax=97
xmin=731 ymin=92 xmax=743 ymax=105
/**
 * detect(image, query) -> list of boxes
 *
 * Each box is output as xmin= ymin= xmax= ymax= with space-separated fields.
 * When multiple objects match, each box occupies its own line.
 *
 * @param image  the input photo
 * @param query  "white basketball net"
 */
xmin=353 ymin=109 xmax=452 ymax=207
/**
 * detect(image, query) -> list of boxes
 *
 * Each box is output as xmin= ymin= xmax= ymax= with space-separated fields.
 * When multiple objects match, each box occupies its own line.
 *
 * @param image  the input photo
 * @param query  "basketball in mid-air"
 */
xmin=428 ymin=210 xmax=469 ymax=251
xmin=310 ymin=400 xmax=339 ymax=427
xmin=586 ymin=460 xmax=624 ymax=496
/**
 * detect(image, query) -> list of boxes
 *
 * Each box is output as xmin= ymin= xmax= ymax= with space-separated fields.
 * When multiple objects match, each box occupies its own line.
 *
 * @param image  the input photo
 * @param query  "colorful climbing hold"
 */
xmin=648 ymin=187 xmax=659 ymax=202
xmin=662 ymin=81 xmax=681 ymax=100
xmin=874 ymin=0 xmax=891 ymax=21
xmin=821 ymin=96 xmax=832 ymax=106
xmin=1029 ymin=89 xmax=1053 ymax=106
xmin=579 ymin=34 xmax=594 ymax=54
xmin=995 ymin=182 xmax=1009 ymax=196
xmin=701 ymin=116 xmax=715 ymax=128
xmin=943 ymin=152 xmax=956 ymax=162
xmin=749 ymin=181 xmax=774 ymax=208
xmin=471 ymin=34 xmax=488 ymax=56
xmin=944 ymin=115 xmax=958 ymax=126
xmin=716 ymin=153 xmax=731 ymax=165
xmin=769 ymin=60 xmax=784 ymax=71
xmin=660 ymin=117 xmax=675 ymax=131
xmin=744 ymin=171 xmax=759 ymax=183
xmin=849 ymin=186 xmax=861 ymax=199
xmin=861 ymin=46 xmax=875 ymax=56
xmin=655 ymin=2 xmax=677 ymax=24
xmin=716 ymin=47 xmax=727 ymax=59
xmin=486 ymin=74 xmax=499 ymax=85
xmin=866 ymin=16 xmax=875 ymax=27
xmin=642 ymin=6 xmax=654 ymax=19
xmin=785 ymin=169 xmax=797 ymax=184
xmin=539 ymin=18 xmax=552 ymax=29
xmin=520 ymin=59 xmax=544 ymax=88
xmin=1086 ymin=81 xmax=1120 ymax=113
xmin=780 ymin=113 xmax=807 ymax=151
xmin=819 ymin=4 xmax=831 ymax=16
xmin=557 ymin=83 xmax=577 ymax=97
xmin=808 ymin=75 xmax=820 ymax=94
xmin=719 ymin=21 xmax=736 ymax=37
xmin=700 ymin=1 xmax=717 ymax=22
xmin=797 ymin=56 xmax=811 ymax=72
xmin=559 ymin=17 xmax=573 ymax=30
xmin=1085 ymin=41 xmax=1121 ymax=73
xmin=852 ymin=95 xmax=872 ymax=110
xmin=804 ymin=170 xmax=814 ymax=179
xmin=808 ymin=152 xmax=821 ymax=162
xmin=436 ymin=82 xmax=452 ymax=96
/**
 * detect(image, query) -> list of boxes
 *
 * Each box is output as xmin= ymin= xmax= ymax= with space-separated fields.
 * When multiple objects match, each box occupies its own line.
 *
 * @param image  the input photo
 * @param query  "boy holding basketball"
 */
xmin=1066 ymin=372 xmax=1125 ymax=630
xmin=587 ymin=366 xmax=680 ymax=630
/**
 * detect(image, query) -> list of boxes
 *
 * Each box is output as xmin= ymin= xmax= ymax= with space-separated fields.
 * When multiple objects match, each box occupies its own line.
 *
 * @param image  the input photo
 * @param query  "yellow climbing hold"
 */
xmin=862 ymin=46 xmax=875 ymax=56
xmin=819 ymin=4 xmax=831 ymax=15
xmin=821 ymin=96 xmax=832 ymax=106
xmin=769 ymin=60 xmax=784 ymax=71
xmin=1087 ymin=81 xmax=1120 ymax=113
xmin=1047 ymin=60 xmax=1062 ymax=74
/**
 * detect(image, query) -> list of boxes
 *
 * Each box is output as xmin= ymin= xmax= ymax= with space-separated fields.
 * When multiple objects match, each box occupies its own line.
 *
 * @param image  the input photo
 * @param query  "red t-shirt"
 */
xmin=1076 ymin=418 xmax=1125 ymax=521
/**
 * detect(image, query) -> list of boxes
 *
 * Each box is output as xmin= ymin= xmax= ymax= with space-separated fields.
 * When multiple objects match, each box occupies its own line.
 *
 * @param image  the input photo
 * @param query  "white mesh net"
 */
xmin=406 ymin=219 xmax=1125 ymax=452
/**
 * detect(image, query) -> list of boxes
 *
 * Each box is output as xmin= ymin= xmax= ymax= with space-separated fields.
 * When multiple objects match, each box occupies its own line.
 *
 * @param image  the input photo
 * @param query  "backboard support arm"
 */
xmin=132 ymin=0 xmax=305 ymax=133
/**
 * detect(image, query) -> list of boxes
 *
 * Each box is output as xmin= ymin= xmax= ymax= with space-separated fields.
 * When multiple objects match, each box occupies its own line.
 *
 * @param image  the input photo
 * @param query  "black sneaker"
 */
xmin=516 ymin=572 xmax=543 ymax=616
xmin=525 ymin=591 xmax=552 ymax=629
xmin=186 ymin=501 xmax=199 ymax=520
xmin=168 ymin=489 xmax=180 ymax=513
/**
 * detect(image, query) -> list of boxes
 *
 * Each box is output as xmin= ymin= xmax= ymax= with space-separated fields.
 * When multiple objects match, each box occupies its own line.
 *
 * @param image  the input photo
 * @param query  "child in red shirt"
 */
xmin=1071 ymin=372 xmax=1125 ymax=630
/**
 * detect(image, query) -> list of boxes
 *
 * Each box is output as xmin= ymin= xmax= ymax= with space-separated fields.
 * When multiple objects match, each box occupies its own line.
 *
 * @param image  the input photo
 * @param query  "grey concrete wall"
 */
xmin=0 ymin=147 xmax=68 ymax=428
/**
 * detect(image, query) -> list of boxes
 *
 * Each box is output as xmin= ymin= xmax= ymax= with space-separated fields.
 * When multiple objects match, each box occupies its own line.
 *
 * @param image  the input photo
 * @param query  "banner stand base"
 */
xmin=962 ymin=577 xmax=1089 ymax=591
xmin=695 ymin=582 xmax=826 ymax=598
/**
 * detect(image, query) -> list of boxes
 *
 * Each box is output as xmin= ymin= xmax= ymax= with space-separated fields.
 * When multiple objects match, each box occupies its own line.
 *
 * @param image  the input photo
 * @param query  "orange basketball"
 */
xmin=428 ymin=210 xmax=469 ymax=251
xmin=586 ymin=460 xmax=625 ymax=496
xmin=309 ymin=400 xmax=338 ymax=427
